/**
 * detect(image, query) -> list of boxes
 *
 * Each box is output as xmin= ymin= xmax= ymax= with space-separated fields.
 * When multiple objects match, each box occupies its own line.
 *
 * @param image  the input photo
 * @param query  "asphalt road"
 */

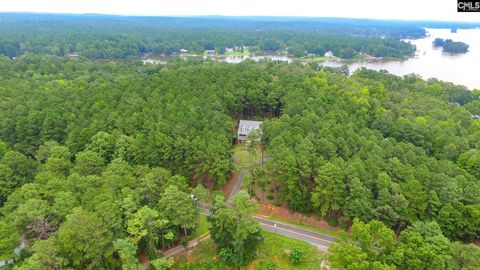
xmin=198 ymin=204 xmax=336 ymax=251
xmin=254 ymin=216 xmax=335 ymax=251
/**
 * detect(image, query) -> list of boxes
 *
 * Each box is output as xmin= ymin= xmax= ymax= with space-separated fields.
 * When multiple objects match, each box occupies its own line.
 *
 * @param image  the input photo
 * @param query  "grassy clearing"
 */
xmin=234 ymin=144 xmax=261 ymax=171
xmin=175 ymin=231 xmax=325 ymax=269
xmin=252 ymin=231 xmax=325 ymax=270
xmin=186 ymin=214 xmax=211 ymax=241
xmin=197 ymin=215 xmax=210 ymax=236
xmin=173 ymin=238 xmax=226 ymax=270
xmin=300 ymin=56 xmax=334 ymax=62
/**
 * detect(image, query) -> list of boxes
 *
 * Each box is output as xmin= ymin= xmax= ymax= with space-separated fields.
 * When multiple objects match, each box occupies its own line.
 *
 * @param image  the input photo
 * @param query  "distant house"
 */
xmin=206 ymin=50 xmax=216 ymax=55
xmin=237 ymin=120 xmax=262 ymax=142
xmin=324 ymin=51 xmax=334 ymax=58
xmin=68 ymin=52 xmax=79 ymax=60
xmin=226 ymin=47 xmax=234 ymax=52
xmin=180 ymin=48 xmax=188 ymax=53
xmin=235 ymin=46 xmax=248 ymax=51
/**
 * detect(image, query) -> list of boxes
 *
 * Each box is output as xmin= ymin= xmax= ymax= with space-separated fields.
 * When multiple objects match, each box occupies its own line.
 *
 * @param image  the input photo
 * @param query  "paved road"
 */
xmin=254 ymin=216 xmax=335 ymax=251
xmin=198 ymin=204 xmax=336 ymax=251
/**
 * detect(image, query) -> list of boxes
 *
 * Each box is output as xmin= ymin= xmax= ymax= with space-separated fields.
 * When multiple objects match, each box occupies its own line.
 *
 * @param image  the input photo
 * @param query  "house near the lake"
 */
xmin=237 ymin=120 xmax=262 ymax=142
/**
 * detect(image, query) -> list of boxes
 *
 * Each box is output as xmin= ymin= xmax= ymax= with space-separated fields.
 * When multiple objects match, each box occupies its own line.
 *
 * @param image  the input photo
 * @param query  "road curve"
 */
xmin=198 ymin=204 xmax=337 ymax=251
xmin=254 ymin=216 xmax=335 ymax=251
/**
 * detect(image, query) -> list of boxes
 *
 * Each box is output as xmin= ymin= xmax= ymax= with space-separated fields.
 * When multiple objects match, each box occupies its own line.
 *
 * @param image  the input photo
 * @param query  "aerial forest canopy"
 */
xmin=0 ymin=55 xmax=479 ymax=268
xmin=0 ymin=14 xmax=424 ymax=59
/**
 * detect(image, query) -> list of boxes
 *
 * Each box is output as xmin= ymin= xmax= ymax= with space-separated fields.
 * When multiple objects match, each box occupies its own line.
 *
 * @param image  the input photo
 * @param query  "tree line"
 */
xmin=0 ymin=14 xmax=421 ymax=60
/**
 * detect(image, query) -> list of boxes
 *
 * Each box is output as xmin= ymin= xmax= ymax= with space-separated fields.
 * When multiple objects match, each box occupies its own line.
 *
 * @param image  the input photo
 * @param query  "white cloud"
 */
xmin=0 ymin=0 xmax=479 ymax=22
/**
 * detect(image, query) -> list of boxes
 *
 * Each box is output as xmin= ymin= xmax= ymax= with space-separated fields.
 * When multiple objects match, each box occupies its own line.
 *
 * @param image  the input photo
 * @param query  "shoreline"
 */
xmin=141 ymin=52 xmax=410 ymax=65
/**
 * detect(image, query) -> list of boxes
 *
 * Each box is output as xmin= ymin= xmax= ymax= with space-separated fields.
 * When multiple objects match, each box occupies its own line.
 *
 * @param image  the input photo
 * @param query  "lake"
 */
xmin=145 ymin=28 xmax=480 ymax=89
xmin=321 ymin=28 xmax=480 ymax=90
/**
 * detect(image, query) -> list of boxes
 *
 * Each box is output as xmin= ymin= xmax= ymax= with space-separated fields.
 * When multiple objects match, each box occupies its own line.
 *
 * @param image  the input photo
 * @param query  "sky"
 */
xmin=0 ymin=0 xmax=479 ymax=22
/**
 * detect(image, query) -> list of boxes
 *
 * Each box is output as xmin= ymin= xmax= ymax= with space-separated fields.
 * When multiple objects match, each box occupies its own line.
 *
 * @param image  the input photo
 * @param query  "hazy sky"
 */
xmin=1 ymin=0 xmax=479 ymax=22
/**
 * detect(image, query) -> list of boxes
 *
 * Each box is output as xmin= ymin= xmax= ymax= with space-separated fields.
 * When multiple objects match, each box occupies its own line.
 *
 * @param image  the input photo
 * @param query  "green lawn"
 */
xmin=300 ymin=56 xmax=335 ymax=62
xmin=186 ymin=214 xmax=211 ymax=241
xmin=254 ymin=231 xmax=326 ymax=270
xmin=201 ymin=49 xmax=251 ymax=57
xmin=173 ymin=238 xmax=227 ymax=269
xmin=198 ymin=215 xmax=210 ymax=236
xmin=234 ymin=144 xmax=261 ymax=171
xmin=222 ymin=49 xmax=250 ymax=57
xmin=174 ymin=231 xmax=325 ymax=269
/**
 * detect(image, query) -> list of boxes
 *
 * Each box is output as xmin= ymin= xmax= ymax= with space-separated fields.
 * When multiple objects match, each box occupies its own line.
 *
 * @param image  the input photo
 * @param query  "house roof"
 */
xmin=238 ymin=120 xmax=262 ymax=135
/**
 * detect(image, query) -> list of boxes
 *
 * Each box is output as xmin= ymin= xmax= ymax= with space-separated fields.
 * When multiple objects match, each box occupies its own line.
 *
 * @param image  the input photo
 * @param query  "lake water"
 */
xmin=321 ymin=28 xmax=480 ymax=90
xmin=145 ymin=28 xmax=480 ymax=89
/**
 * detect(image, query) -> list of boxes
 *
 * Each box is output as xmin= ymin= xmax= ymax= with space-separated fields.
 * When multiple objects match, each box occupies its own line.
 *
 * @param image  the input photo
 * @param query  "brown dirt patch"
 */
xmin=138 ymin=251 xmax=149 ymax=270
xmin=186 ymin=252 xmax=196 ymax=263
xmin=247 ymin=260 xmax=257 ymax=270
xmin=257 ymin=203 xmax=341 ymax=233
xmin=222 ymin=171 xmax=239 ymax=199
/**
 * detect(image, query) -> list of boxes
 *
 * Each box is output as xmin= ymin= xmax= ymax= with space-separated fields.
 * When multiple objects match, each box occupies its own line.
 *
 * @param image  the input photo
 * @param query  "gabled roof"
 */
xmin=238 ymin=120 xmax=262 ymax=135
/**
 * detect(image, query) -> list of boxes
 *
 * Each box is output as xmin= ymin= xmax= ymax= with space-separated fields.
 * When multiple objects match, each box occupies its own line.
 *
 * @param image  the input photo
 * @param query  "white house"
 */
xmin=324 ymin=51 xmax=334 ymax=58
xmin=237 ymin=120 xmax=262 ymax=142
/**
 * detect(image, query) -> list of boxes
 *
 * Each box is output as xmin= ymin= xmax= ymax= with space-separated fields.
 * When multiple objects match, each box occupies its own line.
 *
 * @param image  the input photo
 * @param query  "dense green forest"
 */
xmin=0 ymin=14 xmax=423 ymax=59
xmin=0 ymin=54 xmax=479 ymax=269
xmin=329 ymin=218 xmax=480 ymax=269
xmin=433 ymin=38 xmax=470 ymax=53
xmin=261 ymin=66 xmax=480 ymax=241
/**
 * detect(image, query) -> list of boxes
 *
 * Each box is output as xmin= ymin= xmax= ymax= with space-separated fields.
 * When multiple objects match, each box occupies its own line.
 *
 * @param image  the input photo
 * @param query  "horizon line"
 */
xmin=1 ymin=11 xmax=480 ymax=24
